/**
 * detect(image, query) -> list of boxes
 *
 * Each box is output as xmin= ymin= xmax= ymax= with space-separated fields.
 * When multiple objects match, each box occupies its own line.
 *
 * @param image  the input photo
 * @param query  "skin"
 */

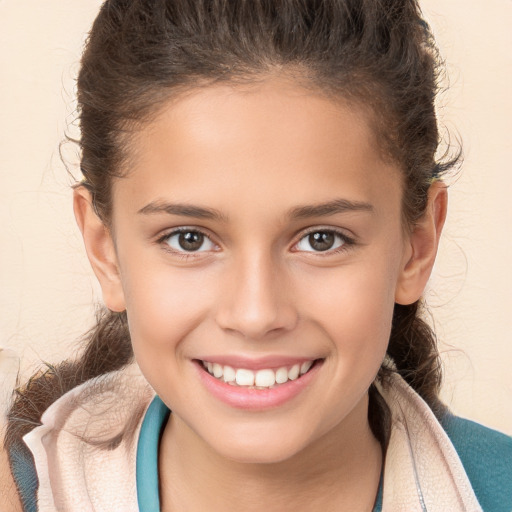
xmin=74 ymin=75 xmax=447 ymax=511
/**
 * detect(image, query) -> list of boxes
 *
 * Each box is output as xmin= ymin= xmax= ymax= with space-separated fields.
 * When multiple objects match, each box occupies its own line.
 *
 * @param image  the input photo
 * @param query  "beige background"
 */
xmin=0 ymin=1 xmax=511 ymax=435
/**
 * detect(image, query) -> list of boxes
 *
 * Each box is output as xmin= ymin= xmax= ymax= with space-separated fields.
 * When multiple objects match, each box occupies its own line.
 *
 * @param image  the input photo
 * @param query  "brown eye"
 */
xmin=308 ymin=232 xmax=335 ymax=251
xmin=164 ymin=229 xmax=215 ymax=253
xmin=179 ymin=231 xmax=204 ymax=251
xmin=295 ymin=230 xmax=347 ymax=253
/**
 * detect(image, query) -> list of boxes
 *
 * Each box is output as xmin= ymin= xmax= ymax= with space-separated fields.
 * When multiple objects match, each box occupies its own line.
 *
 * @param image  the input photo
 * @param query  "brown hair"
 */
xmin=6 ymin=0 xmax=457 ymax=457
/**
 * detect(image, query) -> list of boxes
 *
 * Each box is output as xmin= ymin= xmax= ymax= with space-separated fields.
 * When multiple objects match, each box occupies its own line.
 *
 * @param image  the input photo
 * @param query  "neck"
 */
xmin=159 ymin=394 xmax=382 ymax=512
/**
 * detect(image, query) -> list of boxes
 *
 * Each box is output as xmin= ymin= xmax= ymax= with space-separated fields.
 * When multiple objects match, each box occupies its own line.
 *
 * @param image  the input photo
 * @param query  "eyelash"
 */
xmin=156 ymin=226 xmax=356 ymax=260
xmin=294 ymin=227 xmax=356 ymax=257
xmin=157 ymin=227 xmax=218 ymax=260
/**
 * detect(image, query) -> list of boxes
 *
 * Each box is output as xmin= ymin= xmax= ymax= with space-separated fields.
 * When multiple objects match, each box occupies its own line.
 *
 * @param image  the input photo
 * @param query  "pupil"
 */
xmin=179 ymin=231 xmax=203 ymax=251
xmin=309 ymin=232 xmax=334 ymax=251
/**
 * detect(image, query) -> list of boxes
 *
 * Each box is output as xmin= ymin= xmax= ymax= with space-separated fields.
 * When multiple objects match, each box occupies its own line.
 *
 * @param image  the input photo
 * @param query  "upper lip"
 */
xmin=195 ymin=355 xmax=320 ymax=371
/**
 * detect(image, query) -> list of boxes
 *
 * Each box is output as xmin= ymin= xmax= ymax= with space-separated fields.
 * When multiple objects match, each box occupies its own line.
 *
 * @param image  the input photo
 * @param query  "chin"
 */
xmin=207 ymin=426 xmax=314 ymax=465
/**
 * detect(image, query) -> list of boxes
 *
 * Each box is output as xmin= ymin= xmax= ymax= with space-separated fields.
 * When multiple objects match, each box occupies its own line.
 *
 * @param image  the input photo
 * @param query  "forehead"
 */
xmin=113 ymin=78 xmax=402 ymax=222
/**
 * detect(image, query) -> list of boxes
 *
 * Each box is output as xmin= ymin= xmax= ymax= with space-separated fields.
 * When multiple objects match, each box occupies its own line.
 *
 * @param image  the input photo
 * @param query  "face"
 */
xmin=107 ymin=77 xmax=411 ymax=463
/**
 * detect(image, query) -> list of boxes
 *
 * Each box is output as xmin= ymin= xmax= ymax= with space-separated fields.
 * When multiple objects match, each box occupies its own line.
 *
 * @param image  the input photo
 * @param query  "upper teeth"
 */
xmin=202 ymin=360 xmax=314 ymax=388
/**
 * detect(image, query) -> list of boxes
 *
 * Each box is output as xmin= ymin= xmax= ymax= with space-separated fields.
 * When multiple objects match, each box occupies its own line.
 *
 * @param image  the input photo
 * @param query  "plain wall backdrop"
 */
xmin=0 ymin=0 xmax=511 ymax=434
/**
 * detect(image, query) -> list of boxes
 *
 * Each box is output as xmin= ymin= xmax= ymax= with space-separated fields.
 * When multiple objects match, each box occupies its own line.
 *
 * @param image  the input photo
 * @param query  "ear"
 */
xmin=395 ymin=181 xmax=448 ymax=305
xmin=73 ymin=186 xmax=126 ymax=312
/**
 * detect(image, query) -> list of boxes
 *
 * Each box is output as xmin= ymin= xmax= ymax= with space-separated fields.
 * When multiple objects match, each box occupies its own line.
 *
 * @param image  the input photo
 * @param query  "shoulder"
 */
xmin=16 ymin=366 xmax=153 ymax=511
xmin=377 ymin=374 xmax=511 ymax=510
xmin=0 ymin=434 xmax=23 ymax=512
xmin=442 ymin=413 xmax=512 ymax=512
xmin=1 ymin=365 xmax=154 ymax=512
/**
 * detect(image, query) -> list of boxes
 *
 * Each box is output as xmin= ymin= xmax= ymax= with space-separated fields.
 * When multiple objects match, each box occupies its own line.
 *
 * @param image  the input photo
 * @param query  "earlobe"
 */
xmin=395 ymin=181 xmax=448 ymax=305
xmin=73 ymin=186 xmax=126 ymax=312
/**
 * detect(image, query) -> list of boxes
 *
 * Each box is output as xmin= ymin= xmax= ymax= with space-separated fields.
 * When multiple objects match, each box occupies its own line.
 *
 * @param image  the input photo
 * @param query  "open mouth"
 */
xmin=197 ymin=359 xmax=321 ymax=390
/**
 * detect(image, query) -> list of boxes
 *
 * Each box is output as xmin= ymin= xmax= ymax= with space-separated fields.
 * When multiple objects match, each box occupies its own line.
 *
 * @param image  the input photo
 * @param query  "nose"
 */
xmin=215 ymin=251 xmax=298 ymax=340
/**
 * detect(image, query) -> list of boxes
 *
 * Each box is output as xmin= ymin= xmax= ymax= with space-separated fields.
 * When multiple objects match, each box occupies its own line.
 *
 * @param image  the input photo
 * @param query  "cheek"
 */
xmin=120 ymin=261 xmax=214 ymax=361
xmin=294 ymin=255 xmax=399 ymax=362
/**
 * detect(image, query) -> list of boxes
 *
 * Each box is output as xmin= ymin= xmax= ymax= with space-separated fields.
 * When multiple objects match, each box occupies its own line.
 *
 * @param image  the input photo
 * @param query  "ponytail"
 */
xmin=4 ymin=309 xmax=132 ymax=453
xmin=386 ymin=301 xmax=444 ymax=416
xmin=369 ymin=300 xmax=445 ymax=448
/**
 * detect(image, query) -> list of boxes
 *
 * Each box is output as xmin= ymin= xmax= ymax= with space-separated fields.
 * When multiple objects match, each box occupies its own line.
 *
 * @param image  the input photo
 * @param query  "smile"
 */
xmin=201 ymin=360 xmax=316 ymax=389
xmin=195 ymin=357 xmax=324 ymax=410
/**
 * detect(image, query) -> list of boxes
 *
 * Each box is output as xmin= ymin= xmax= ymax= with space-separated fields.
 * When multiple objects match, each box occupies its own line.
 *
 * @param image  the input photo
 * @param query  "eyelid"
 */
xmin=291 ymin=227 xmax=356 ymax=254
xmin=157 ymin=226 xmax=219 ymax=257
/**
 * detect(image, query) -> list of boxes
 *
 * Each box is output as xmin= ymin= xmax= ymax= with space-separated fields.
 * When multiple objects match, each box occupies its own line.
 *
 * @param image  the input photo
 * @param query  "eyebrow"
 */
xmin=137 ymin=198 xmax=374 ymax=221
xmin=287 ymin=198 xmax=374 ymax=219
xmin=138 ymin=201 xmax=228 ymax=222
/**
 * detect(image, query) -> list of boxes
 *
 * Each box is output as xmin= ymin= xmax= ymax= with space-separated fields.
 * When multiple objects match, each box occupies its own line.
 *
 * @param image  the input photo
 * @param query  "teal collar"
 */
xmin=136 ymin=395 xmax=170 ymax=512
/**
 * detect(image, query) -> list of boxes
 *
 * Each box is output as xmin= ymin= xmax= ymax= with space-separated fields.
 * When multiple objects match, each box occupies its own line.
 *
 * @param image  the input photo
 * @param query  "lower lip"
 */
xmin=194 ymin=360 xmax=323 ymax=410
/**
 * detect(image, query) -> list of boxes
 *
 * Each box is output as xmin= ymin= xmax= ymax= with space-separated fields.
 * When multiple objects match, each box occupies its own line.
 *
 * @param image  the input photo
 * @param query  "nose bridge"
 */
xmin=216 ymin=246 xmax=297 ymax=339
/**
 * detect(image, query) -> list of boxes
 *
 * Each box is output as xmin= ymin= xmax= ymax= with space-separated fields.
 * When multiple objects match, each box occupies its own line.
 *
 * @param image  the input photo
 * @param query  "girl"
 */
xmin=1 ymin=1 xmax=511 ymax=511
